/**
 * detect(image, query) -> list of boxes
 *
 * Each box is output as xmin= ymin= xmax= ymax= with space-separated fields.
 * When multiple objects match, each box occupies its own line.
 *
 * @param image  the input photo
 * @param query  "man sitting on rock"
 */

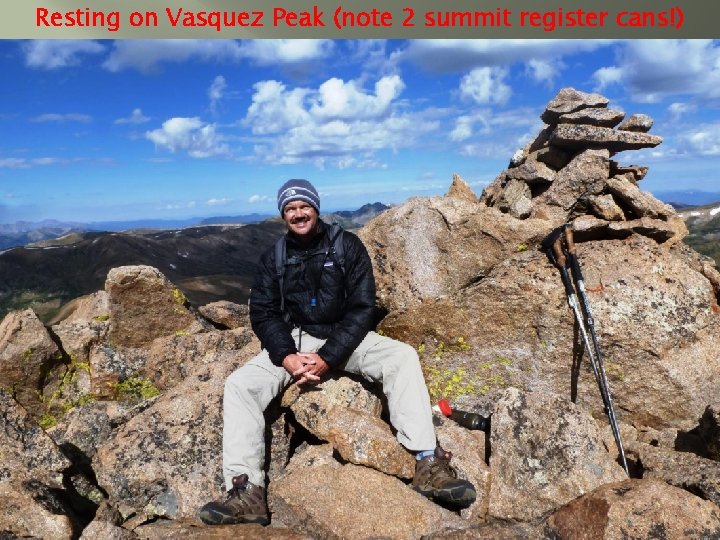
xmin=198 ymin=179 xmax=476 ymax=525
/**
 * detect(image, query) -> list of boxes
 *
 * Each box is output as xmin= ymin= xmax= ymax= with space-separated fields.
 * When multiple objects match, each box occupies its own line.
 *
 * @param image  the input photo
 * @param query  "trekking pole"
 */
xmin=562 ymin=225 xmax=629 ymax=475
xmin=544 ymin=228 xmax=603 ymax=389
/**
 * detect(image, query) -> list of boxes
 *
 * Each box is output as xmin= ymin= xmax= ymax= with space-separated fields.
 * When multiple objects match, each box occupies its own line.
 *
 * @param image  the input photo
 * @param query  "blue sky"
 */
xmin=1 ymin=39 xmax=720 ymax=224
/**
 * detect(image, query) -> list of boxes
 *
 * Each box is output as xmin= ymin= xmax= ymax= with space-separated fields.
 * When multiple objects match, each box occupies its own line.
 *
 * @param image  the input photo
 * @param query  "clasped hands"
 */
xmin=282 ymin=352 xmax=329 ymax=385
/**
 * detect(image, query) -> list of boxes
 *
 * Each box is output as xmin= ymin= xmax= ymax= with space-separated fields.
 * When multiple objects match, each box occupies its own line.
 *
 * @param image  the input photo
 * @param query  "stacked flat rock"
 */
xmin=480 ymin=87 xmax=687 ymax=244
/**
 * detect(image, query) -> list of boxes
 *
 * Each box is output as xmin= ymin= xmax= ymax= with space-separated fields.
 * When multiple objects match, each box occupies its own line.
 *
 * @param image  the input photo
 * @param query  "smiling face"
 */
xmin=282 ymin=200 xmax=319 ymax=240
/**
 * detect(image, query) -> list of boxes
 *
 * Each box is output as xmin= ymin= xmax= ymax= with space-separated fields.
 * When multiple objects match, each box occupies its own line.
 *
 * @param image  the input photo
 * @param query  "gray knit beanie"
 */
xmin=277 ymin=179 xmax=320 ymax=214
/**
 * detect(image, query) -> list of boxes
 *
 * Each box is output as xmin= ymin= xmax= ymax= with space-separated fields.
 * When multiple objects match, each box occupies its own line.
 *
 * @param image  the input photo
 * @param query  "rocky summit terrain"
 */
xmin=2 ymin=88 xmax=720 ymax=539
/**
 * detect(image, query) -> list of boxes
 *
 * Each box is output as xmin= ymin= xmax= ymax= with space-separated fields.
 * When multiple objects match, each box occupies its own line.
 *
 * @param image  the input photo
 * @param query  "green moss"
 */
xmin=486 ymin=374 xmax=507 ymax=387
xmin=93 ymin=314 xmax=110 ymax=322
xmin=516 ymin=243 xmax=529 ymax=252
xmin=71 ymin=361 xmax=91 ymax=374
xmin=39 ymin=356 xmax=97 ymax=423
xmin=423 ymin=366 xmax=488 ymax=402
xmin=115 ymin=376 xmax=161 ymax=401
xmin=68 ymin=355 xmax=90 ymax=374
xmin=60 ymin=402 xmax=74 ymax=414
xmin=420 ymin=343 xmax=514 ymax=402
xmin=175 ymin=330 xmax=191 ymax=337
xmin=424 ymin=337 xmax=472 ymax=359
xmin=44 ymin=365 xmax=74 ymax=409
xmin=22 ymin=348 xmax=33 ymax=361
xmin=59 ymin=393 xmax=98 ymax=416
xmin=76 ymin=394 xmax=97 ymax=407
xmin=479 ymin=358 xmax=512 ymax=371
xmin=38 ymin=414 xmax=57 ymax=430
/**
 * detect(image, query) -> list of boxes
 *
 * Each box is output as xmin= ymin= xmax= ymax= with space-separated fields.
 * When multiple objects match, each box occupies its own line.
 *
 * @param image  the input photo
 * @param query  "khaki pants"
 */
xmin=223 ymin=330 xmax=436 ymax=489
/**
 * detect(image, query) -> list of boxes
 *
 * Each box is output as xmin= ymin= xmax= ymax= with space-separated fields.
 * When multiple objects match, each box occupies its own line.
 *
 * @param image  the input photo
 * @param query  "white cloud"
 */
xmin=32 ymin=157 xmax=64 ymax=165
xmin=23 ymin=40 xmax=105 ymax=69
xmin=145 ymin=117 xmax=229 ymax=158
xmin=249 ymin=194 xmax=273 ymax=203
xmin=165 ymin=201 xmax=197 ymax=210
xmin=449 ymin=107 xmax=541 ymax=155
xmin=396 ymin=40 xmax=611 ymax=73
xmin=102 ymin=39 xmax=332 ymax=73
xmin=239 ymin=40 xmax=334 ymax=64
xmin=668 ymin=102 xmax=696 ymax=122
xmin=593 ymin=66 xmax=623 ymax=90
xmin=400 ymin=182 xmax=445 ymax=192
xmin=450 ymin=115 xmax=483 ymax=142
xmin=245 ymin=81 xmax=312 ymax=134
xmin=208 ymin=76 xmax=227 ymax=114
xmin=31 ymin=113 xmax=92 ymax=123
xmin=310 ymin=75 xmax=404 ymax=119
xmin=525 ymin=58 xmax=559 ymax=85
xmin=592 ymin=40 xmax=720 ymax=103
xmin=115 ymin=108 xmax=150 ymax=125
xmin=344 ymin=40 xmax=391 ymax=72
xmin=243 ymin=75 xmax=436 ymax=167
xmin=394 ymin=40 xmax=607 ymax=101
xmin=206 ymin=197 xmax=232 ymax=206
xmin=676 ymin=124 xmax=720 ymax=156
xmin=0 ymin=158 xmax=29 ymax=169
xmin=103 ymin=40 xmax=245 ymax=73
xmin=459 ymin=67 xmax=511 ymax=105
xmin=0 ymin=157 xmax=79 ymax=168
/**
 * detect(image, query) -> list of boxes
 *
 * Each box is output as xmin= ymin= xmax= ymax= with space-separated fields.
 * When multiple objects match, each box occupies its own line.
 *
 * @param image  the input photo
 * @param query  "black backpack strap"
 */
xmin=327 ymin=223 xmax=345 ymax=275
xmin=274 ymin=235 xmax=289 ymax=320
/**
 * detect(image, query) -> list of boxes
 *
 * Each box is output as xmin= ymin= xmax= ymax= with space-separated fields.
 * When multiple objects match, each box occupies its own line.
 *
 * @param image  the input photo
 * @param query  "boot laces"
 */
xmin=428 ymin=455 xmax=456 ymax=479
xmin=225 ymin=474 xmax=254 ymax=506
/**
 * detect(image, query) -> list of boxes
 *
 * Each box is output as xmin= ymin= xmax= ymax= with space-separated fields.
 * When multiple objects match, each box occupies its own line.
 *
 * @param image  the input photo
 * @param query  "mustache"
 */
xmin=290 ymin=215 xmax=310 ymax=224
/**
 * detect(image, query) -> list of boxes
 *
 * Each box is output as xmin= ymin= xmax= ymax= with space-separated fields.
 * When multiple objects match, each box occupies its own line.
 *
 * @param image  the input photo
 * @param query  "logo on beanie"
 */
xmin=288 ymin=189 xmax=296 ymax=196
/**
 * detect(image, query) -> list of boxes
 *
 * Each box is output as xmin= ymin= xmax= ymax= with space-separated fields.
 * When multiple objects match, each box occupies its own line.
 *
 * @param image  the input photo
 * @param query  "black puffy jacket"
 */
xmin=249 ymin=221 xmax=377 ymax=368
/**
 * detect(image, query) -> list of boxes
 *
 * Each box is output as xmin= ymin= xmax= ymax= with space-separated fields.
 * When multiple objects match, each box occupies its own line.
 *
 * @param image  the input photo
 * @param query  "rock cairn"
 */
xmin=480 ymin=87 xmax=688 ymax=244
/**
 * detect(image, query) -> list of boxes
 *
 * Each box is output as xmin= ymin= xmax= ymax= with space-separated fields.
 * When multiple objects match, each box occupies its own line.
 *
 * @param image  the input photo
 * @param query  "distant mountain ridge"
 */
xmin=0 ymin=203 xmax=390 ymax=251
xmin=199 ymin=213 xmax=275 ymax=225
xmin=655 ymin=190 xmax=720 ymax=207
xmin=324 ymin=202 xmax=391 ymax=229
xmin=0 ymin=222 xmax=286 ymax=322
xmin=0 ymin=203 xmax=391 ymax=321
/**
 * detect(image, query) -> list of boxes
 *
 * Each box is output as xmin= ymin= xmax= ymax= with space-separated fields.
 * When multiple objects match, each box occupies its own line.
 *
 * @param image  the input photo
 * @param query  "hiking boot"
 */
xmin=412 ymin=447 xmax=476 ymax=508
xmin=198 ymin=474 xmax=269 ymax=525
